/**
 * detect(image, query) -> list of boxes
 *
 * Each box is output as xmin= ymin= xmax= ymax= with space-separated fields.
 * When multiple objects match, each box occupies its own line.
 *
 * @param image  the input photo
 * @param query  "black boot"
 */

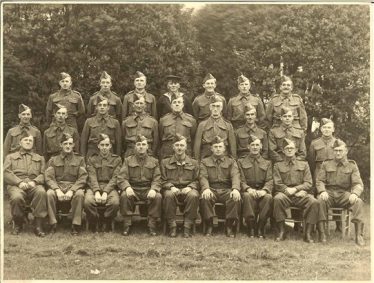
xmin=226 ymin=219 xmax=235 ymax=238
xmin=354 ymin=222 xmax=365 ymax=246
xmin=335 ymin=220 xmax=342 ymax=233
xmin=318 ymin=221 xmax=327 ymax=243
xmin=103 ymin=218 xmax=113 ymax=233
xmin=12 ymin=219 xmax=23 ymax=235
xmin=71 ymin=224 xmax=80 ymax=236
xmin=246 ymin=218 xmax=255 ymax=238
xmin=169 ymin=226 xmax=177 ymax=238
xmin=205 ymin=219 xmax=213 ymax=236
xmin=304 ymin=223 xmax=314 ymax=243
xmin=275 ymin=221 xmax=285 ymax=241
xmin=34 ymin=217 xmax=46 ymax=237
xmin=122 ymin=226 xmax=131 ymax=236
xmin=183 ymin=227 xmax=191 ymax=238
xmin=257 ymin=219 xmax=266 ymax=239
xmin=88 ymin=221 xmax=97 ymax=233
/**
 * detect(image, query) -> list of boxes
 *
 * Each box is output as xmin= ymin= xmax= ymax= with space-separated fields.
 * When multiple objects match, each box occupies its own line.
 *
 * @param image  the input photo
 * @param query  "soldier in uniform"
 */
xmin=160 ymin=134 xmax=200 ymax=238
xmin=237 ymin=135 xmax=273 ymax=238
xmin=157 ymin=75 xmax=193 ymax=118
xmin=84 ymin=134 xmax=122 ymax=233
xmin=122 ymin=96 xmax=158 ymax=158
xmin=43 ymin=103 xmax=79 ymax=162
xmin=45 ymin=133 xmax=88 ymax=235
xmin=192 ymin=73 xmax=227 ymax=123
xmin=269 ymin=106 xmax=306 ymax=163
xmin=46 ymin=72 xmax=85 ymax=130
xmin=4 ymin=132 xmax=47 ymax=237
xmin=4 ymin=104 xmax=42 ymax=159
xmin=273 ymin=138 xmax=318 ymax=243
xmin=118 ymin=135 xmax=162 ymax=236
xmin=81 ymin=95 xmax=122 ymax=159
xmin=122 ymin=71 xmax=157 ymax=119
xmin=227 ymin=74 xmax=266 ymax=129
xmin=159 ymin=96 xmax=196 ymax=160
xmin=235 ymin=103 xmax=268 ymax=159
xmin=87 ymin=71 xmax=122 ymax=121
xmin=194 ymin=96 xmax=236 ymax=160
xmin=266 ymin=76 xmax=307 ymax=131
xmin=316 ymin=139 xmax=365 ymax=246
xmin=199 ymin=136 xmax=241 ymax=237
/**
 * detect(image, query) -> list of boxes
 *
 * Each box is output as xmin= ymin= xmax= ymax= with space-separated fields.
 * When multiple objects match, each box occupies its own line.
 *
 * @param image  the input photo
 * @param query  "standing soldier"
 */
xmin=227 ymin=74 xmax=266 ymax=129
xmin=266 ymin=76 xmax=307 ymax=131
xmin=269 ymin=106 xmax=306 ymax=163
xmin=122 ymin=71 xmax=157 ymax=119
xmin=84 ymin=134 xmax=122 ymax=233
xmin=194 ymin=96 xmax=236 ymax=160
xmin=273 ymin=138 xmax=318 ymax=243
xmin=157 ymin=75 xmax=193 ymax=118
xmin=43 ymin=103 xmax=79 ymax=162
xmin=159 ymin=96 xmax=196 ymax=160
xmin=118 ymin=135 xmax=162 ymax=236
xmin=238 ymin=135 xmax=273 ymax=239
xmin=45 ymin=133 xmax=88 ymax=235
xmin=199 ymin=136 xmax=241 ymax=237
xmin=87 ymin=71 xmax=122 ymax=121
xmin=160 ymin=134 xmax=200 ymax=238
xmin=46 ymin=72 xmax=85 ymax=130
xmin=4 ymin=104 xmax=42 ymax=159
xmin=235 ymin=103 xmax=268 ymax=159
xmin=122 ymin=96 xmax=158 ymax=158
xmin=316 ymin=139 xmax=365 ymax=246
xmin=4 ymin=132 xmax=47 ymax=237
xmin=81 ymin=95 xmax=121 ymax=159
xmin=192 ymin=73 xmax=227 ymax=123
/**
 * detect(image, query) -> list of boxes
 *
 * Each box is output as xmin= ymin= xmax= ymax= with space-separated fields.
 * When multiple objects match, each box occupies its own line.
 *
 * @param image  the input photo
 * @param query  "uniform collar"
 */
xmin=60 ymin=152 xmax=74 ymax=160
xmin=203 ymin=91 xmax=216 ymax=97
xmin=335 ymin=157 xmax=348 ymax=167
xmin=51 ymin=122 xmax=67 ymax=130
xmin=170 ymin=154 xmax=190 ymax=166
xmin=212 ymin=155 xmax=225 ymax=163
xmin=19 ymin=148 xmax=32 ymax=155
xmin=59 ymin=89 xmax=71 ymax=95
xmin=284 ymin=156 xmax=296 ymax=165
xmin=19 ymin=123 xmax=31 ymax=130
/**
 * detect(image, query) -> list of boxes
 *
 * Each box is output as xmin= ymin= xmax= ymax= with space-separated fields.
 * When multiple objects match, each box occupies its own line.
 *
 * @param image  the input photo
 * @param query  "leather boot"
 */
xmin=304 ymin=223 xmax=314 ymax=243
xmin=183 ymin=227 xmax=191 ymax=238
xmin=318 ymin=221 xmax=327 ymax=243
xmin=71 ymin=224 xmax=80 ymax=236
xmin=103 ymin=218 xmax=113 ymax=233
xmin=246 ymin=219 xmax=255 ymax=238
xmin=12 ymin=219 xmax=23 ymax=235
xmin=34 ymin=218 xmax=46 ymax=237
xmin=275 ymin=221 xmax=285 ymax=241
xmin=122 ymin=226 xmax=131 ymax=236
xmin=88 ymin=221 xmax=97 ymax=233
xmin=335 ymin=221 xmax=342 ymax=233
xmin=205 ymin=219 xmax=213 ymax=236
xmin=355 ymin=222 xmax=365 ymax=246
xmin=226 ymin=219 xmax=235 ymax=238
xmin=169 ymin=226 xmax=177 ymax=237
xmin=257 ymin=219 xmax=266 ymax=239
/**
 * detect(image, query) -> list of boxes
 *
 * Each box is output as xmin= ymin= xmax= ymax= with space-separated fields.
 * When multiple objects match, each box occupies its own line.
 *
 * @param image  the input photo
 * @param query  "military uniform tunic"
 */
xmin=159 ymin=112 xmax=197 ymax=159
xmin=235 ymin=124 xmax=268 ymax=159
xmin=156 ymin=92 xmax=193 ymax=119
xmin=192 ymin=92 xmax=227 ymax=123
xmin=122 ymin=90 xmax=157 ymax=120
xmin=87 ymin=90 xmax=122 ymax=121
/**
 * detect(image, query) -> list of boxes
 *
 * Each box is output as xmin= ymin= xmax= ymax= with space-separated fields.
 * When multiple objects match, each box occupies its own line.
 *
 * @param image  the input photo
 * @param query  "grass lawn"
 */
xmin=2 ymin=200 xmax=371 ymax=280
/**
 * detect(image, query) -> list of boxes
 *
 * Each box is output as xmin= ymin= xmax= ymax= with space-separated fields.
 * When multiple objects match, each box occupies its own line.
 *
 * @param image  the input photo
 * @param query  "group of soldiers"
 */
xmin=3 ymin=71 xmax=365 ymax=246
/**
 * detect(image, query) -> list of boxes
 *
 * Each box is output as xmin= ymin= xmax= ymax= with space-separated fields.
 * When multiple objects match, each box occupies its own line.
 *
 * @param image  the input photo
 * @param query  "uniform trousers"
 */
xmin=242 ymin=192 xmax=272 ymax=222
xmin=84 ymin=189 xmax=120 ymax=221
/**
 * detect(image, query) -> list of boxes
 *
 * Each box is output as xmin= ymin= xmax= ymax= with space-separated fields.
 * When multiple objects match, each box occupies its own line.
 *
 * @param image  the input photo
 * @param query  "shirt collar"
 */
xmin=285 ymin=156 xmax=296 ymax=165
xmin=212 ymin=155 xmax=225 ymax=163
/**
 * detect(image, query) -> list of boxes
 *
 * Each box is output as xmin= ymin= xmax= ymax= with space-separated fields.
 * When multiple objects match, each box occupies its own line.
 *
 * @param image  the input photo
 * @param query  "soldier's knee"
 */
xmin=34 ymin=185 xmax=47 ymax=196
xmin=186 ymin=189 xmax=199 ymax=200
xmin=164 ymin=190 xmax=175 ymax=199
xmin=263 ymin=194 xmax=273 ymax=202
xmin=154 ymin=192 xmax=162 ymax=200
xmin=47 ymin=189 xmax=56 ymax=198
xmin=74 ymin=190 xmax=85 ymax=199
xmin=11 ymin=193 xmax=25 ymax=203
xmin=242 ymin=192 xmax=251 ymax=201
xmin=274 ymin=192 xmax=286 ymax=202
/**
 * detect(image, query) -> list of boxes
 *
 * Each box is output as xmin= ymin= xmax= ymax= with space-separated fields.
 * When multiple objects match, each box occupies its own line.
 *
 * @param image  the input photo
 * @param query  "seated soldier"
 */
xmin=316 ymin=139 xmax=365 ymax=246
xmin=84 ymin=134 xmax=122 ymax=233
xmin=199 ymin=136 xmax=241 ymax=237
xmin=118 ymin=135 xmax=162 ymax=236
xmin=237 ymin=135 xmax=273 ymax=239
xmin=160 ymin=134 xmax=200 ymax=238
xmin=4 ymin=132 xmax=47 ymax=237
xmin=45 ymin=133 xmax=88 ymax=235
xmin=273 ymin=138 xmax=318 ymax=243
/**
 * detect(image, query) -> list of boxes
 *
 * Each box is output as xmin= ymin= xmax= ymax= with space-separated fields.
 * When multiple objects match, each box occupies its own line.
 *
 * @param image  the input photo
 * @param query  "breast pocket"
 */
xmin=67 ymin=97 xmax=79 ymax=113
xmin=30 ymin=160 xmax=42 ymax=176
xmin=338 ymin=168 xmax=352 ymax=187
xmin=231 ymin=101 xmax=244 ymax=119
xmin=237 ymin=131 xmax=250 ymax=149
xmin=143 ymin=164 xmax=156 ymax=180
xmin=240 ymin=162 xmax=254 ymax=182
xmin=128 ymin=164 xmax=141 ymax=181
xmin=183 ymin=165 xmax=195 ymax=181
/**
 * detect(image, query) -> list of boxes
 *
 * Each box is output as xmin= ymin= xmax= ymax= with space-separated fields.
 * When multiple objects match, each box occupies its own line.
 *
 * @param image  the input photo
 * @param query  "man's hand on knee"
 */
xmin=56 ymin=188 xmax=65 ymax=201
xmin=319 ymin=191 xmax=329 ymax=201
xmin=19 ymin=181 xmax=29 ymax=191
xmin=125 ymin=187 xmax=135 ymax=197
xmin=230 ymin=189 xmax=241 ymax=201
xmin=349 ymin=193 xmax=358 ymax=204
xmin=65 ymin=190 xmax=73 ymax=200
xmin=202 ymin=189 xmax=213 ymax=200
xmin=147 ymin=189 xmax=157 ymax=199
xmin=94 ymin=191 xmax=102 ymax=203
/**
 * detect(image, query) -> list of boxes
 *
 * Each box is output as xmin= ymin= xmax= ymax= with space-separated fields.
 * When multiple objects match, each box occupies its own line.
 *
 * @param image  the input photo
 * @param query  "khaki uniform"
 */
xmin=199 ymin=155 xmax=241 ymax=221
xmin=269 ymin=125 xmax=306 ymax=162
xmin=122 ymin=114 xmax=159 ymax=158
xmin=4 ymin=151 xmax=47 ymax=222
xmin=227 ymin=93 xmax=266 ymax=129
xmin=194 ymin=117 xmax=236 ymax=160
xmin=4 ymin=124 xmax=42 ymax=159
xmin=273 ymin=157 xmax=318 ymax=224
xmin=122 ymin=90 xmax=157 ymax=120
xmin=192 ymin=92 xmax=227 ymax=123
xmin=81 ymin=114 xmax=122 ymax=158
xmin=87 ymin=91 xmax=122 ymax=121
xmin=316 ymin=158 xmax=364 ymax=223
xmin=238 ymin=155 xmax=273 ymax=222
xmin=84 ymin=153 xmax=122 ymax=222
xmin=117 ymin=154 xmax=162 ymax=228
xmin=46 ymin=89 xmax=85 ymax=129
xmin=265 ymin=93 xmax=307 ymax=131
xmin=43 ymin=122 xmax=80 ymax=161
xmin=45 ymin=153 xmax=88 ymax=225
xmin=160 ymin=155 xmax=200 ymax=228
xmin=235 ymin=124 xmax=268 ymax=159
xmin=159 ymin=112 xmax=197 ymax=159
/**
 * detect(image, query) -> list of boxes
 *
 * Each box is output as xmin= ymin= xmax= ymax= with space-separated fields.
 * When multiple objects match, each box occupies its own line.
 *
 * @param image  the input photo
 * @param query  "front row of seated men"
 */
xmin=4 ymin=129 xmax=365 ymax=246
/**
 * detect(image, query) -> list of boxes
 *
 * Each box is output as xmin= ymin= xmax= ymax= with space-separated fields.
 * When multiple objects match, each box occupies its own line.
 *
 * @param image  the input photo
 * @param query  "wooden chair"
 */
xmin=326 ymin=207 xmax=351 ymax=238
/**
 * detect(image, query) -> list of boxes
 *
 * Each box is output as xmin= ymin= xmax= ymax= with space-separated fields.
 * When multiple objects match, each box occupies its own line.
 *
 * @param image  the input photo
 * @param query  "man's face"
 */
xmin=211 ymin=142 xmax=225 ymax=156
xmin=283 ymin=144 xmax=296 ymax=158
xmin=334 ymin=145 xmax=347 ymax=160
xmin=281 ymin=111 xmax=294 ymax=126
xmin=248 ymin=139 xmax=262 ymax=155
xmin=54 ymin=108 xmax=68 ymax=123
xmin=134 ymin=77 xmax=146 ymax=89
xmin=167 ymin=81 xmax=180 ymax=93
xmin=135 ymin=140 xmax=149 ymax=154
xmin=171 ymin=97 xmax=184 ymax=113
xmin=97 ymin=100 xmax=109 ymax=115
xmin=61 ymin=138 xmax=75 ymax=154
xmin=238 ymin=80 xmax=251 ymax=93
xmin=203 ymin=79 xmax=216 ymax=92
xmin=59 ymin=77 xmax=72 ymax=90
xmin=173 ymin=139 xmax=187 ymax=156
xmin=320 ymin=123 xmax=335 ymax=137
xmin=98 ymin=138 xmax=112 ymax=155
xmin=19 ymin=136 xmax=34 ymax=151
xmin=100 ymin=78 xmax=112 ymax=91
xmin=133 ymin=97 xmax=146 ymax=113
xmin=18 ymin=109 xmax=32 ymax=124
xmin=280 ymin=80 xmax=293 ymax=95
xmin=209 ymin=102 xmax=223 ymax=118
xmin=245 ymin=110 xmax=257 ymax=124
